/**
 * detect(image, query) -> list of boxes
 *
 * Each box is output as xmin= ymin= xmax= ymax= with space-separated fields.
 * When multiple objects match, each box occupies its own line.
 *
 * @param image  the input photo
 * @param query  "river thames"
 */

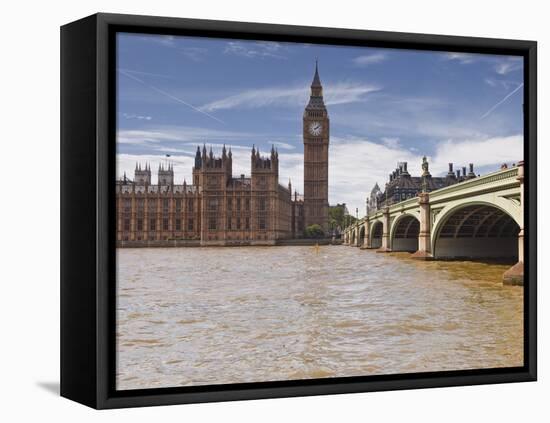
xmin=116 ymin=246 xmax=523 ymax=390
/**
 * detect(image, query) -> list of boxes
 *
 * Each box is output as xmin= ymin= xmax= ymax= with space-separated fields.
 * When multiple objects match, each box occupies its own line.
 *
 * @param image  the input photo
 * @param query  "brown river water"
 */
xmin=116 ymin=246 xmax=523 ymax=390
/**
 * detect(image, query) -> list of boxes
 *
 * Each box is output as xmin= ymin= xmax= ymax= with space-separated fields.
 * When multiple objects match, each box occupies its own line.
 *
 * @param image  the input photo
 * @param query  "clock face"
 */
xmin=309 ymin=121 xmax=323 ymax=136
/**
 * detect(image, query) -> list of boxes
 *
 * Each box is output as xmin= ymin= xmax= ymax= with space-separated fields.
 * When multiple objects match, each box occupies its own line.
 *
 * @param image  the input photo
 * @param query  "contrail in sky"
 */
xmin=118 ymin=69 xmax=225 ymax=124
xmin=480 ymin=82 xmax=523 ymax=119
xmin=118 ymin=68 xmax=175 ymax=79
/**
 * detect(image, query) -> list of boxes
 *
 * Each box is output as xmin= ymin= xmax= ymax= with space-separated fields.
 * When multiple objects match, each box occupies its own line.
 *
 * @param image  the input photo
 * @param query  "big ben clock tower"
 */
xmin=303 ymin=61 xmax=329 ymax=233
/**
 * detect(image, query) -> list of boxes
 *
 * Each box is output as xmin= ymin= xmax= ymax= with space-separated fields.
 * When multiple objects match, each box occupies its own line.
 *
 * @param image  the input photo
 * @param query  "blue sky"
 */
xmin=117 ymin=32 xmax=524 ymax=214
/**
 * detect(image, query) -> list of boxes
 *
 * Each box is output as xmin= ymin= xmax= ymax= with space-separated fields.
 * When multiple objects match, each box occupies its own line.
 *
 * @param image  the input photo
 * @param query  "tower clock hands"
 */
xmin=309 ymin=121 xmax=323 ymax=136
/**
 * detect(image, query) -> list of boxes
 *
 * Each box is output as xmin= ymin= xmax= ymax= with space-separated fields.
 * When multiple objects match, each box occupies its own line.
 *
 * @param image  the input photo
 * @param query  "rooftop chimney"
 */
xmin=468 ymin=163 xmax=475 ymax=177
xmin=401 ymin=162 xmax=410 ymax=176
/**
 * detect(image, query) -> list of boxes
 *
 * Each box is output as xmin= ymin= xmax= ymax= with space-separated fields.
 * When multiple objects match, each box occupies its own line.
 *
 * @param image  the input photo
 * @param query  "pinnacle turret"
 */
xmin=306 ymin=60 xmax=325 ymax=110
xmin=311 ymin=59 xmax=321 ymax=87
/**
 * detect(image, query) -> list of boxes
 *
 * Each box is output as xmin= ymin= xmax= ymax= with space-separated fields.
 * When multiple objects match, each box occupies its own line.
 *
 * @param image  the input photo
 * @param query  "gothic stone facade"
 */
xmin=366 ymin=159 xmax=478 ymax=215
xmin=116 ymin=65 xmax=329 ymax=246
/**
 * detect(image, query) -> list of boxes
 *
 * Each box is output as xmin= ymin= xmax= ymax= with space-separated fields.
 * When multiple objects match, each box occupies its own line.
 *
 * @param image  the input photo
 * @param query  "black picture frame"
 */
xmin=60 ymin=12 xmax=537 ymax=409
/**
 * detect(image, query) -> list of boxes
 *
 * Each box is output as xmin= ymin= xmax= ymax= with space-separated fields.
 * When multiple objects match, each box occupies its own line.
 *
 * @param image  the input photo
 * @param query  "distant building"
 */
xmin=366 ymin=158 xmax=477 ymax=214
xmin=366 ymin=183 xmax=382 ymax=216
xmin=116 ymin=63 xmax=331 ymax=246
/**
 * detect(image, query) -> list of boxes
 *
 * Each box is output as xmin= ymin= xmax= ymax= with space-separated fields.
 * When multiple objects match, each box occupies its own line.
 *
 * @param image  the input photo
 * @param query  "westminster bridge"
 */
xmin=342 ymin=162 xmax=524 ymax=285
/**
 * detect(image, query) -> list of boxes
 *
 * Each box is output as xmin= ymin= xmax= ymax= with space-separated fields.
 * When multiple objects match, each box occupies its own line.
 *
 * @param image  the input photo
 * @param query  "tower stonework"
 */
xmin=303 ymin=62 xmax=330 ymax=233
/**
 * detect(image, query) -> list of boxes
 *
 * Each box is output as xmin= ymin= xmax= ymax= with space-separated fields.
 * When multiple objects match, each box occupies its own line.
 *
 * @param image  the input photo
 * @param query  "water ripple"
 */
xmin=116 ymin=246 xmax=523 ymax=390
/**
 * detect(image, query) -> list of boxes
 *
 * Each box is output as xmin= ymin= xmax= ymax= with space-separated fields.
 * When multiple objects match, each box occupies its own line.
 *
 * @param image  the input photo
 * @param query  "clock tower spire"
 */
xmin=303 ymin=61 xmax=330 ymax=234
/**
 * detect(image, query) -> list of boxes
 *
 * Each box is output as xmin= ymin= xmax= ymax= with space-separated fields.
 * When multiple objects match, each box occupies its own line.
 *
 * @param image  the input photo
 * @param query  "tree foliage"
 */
xmin=328 ymin=205 xmax=345 ymax=230
xmin=328 ymin=204 xmax=356 ymax=231
xmin=304 ymin=224 xmax=325 ymax=239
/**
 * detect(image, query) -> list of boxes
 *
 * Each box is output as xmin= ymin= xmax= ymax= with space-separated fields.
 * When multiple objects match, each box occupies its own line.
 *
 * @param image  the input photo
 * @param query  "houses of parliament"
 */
xmin=116 ymin=63 xmax=330 ymax=246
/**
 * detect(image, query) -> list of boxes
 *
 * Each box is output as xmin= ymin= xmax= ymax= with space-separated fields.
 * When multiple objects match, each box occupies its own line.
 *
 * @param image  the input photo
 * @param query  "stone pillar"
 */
xmin=376 ymin=207 xmax=391 ymax=252
xmin=411 ymin=192 xmax=433 ymax=260
xmin=360 ymin=219 xmax=371 ymax=249
xmin=503 ymin=161 xmax=524 ymax=285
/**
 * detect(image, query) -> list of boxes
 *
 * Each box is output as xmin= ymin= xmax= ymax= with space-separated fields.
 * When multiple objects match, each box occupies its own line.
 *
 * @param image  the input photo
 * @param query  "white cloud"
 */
xmin=485 ymin=78 xmax=522 ymax=91
xmin=199 ymin=86 xmax=304 ymax=112
xmin=145 ymin=35 xmax=176 ymax=47
xmin=495 ymin=57 xmax=523 ymax=75
xmin=444 ymin=52 xmax=478 ymax=64
xmin=352 ymin=53 xmax=387 ymax=66
xmin=271 ymin=141 xmax=296 ymax=150
xmin=445 ymin=53 xmax=523 ymax=76
xmin=224 ymin=41 xmax=286 ymax=59
xmin=381 ymin=137 xmax=401 ymax=148
xmin=117 ymin=126 xmax=255 ymax=146
xmin=330 ymin=94 xmax=493 ymax=141
xmin=326 ymin=83 xmax=381 ymax=106
xmin=122 ymin=113 xmax=152 ymax=121
xmin=327 ymin=138 xmax=422 ymax=213
xmin=135 ymin=35 xmax=207 ymax=61
xmin=180 ymin=47 xmax=208 ymax=62
xmin=199 ymin=82 xmax=380 ymax=112
xmin=432 ymin=135 xmax=522 ymax=171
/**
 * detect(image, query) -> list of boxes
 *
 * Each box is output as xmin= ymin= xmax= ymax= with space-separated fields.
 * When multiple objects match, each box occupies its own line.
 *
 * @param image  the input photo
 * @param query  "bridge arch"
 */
xmin=350 ymin=228 xmax=356 ymax=246
xmin=431 ymin=201 xmax=520 ymax=259
xmin=358 ymin=225 xmax=366 ymax=246
xmin=390 ymin=213 xmax=420 ymax=252
xmin=370 ymin=220 xmax=383 ymax=249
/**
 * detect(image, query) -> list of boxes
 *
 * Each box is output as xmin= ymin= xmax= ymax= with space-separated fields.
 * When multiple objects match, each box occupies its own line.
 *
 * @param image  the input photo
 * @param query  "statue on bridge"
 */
xmin=421 ymin=156 xmax=430 ymax=177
